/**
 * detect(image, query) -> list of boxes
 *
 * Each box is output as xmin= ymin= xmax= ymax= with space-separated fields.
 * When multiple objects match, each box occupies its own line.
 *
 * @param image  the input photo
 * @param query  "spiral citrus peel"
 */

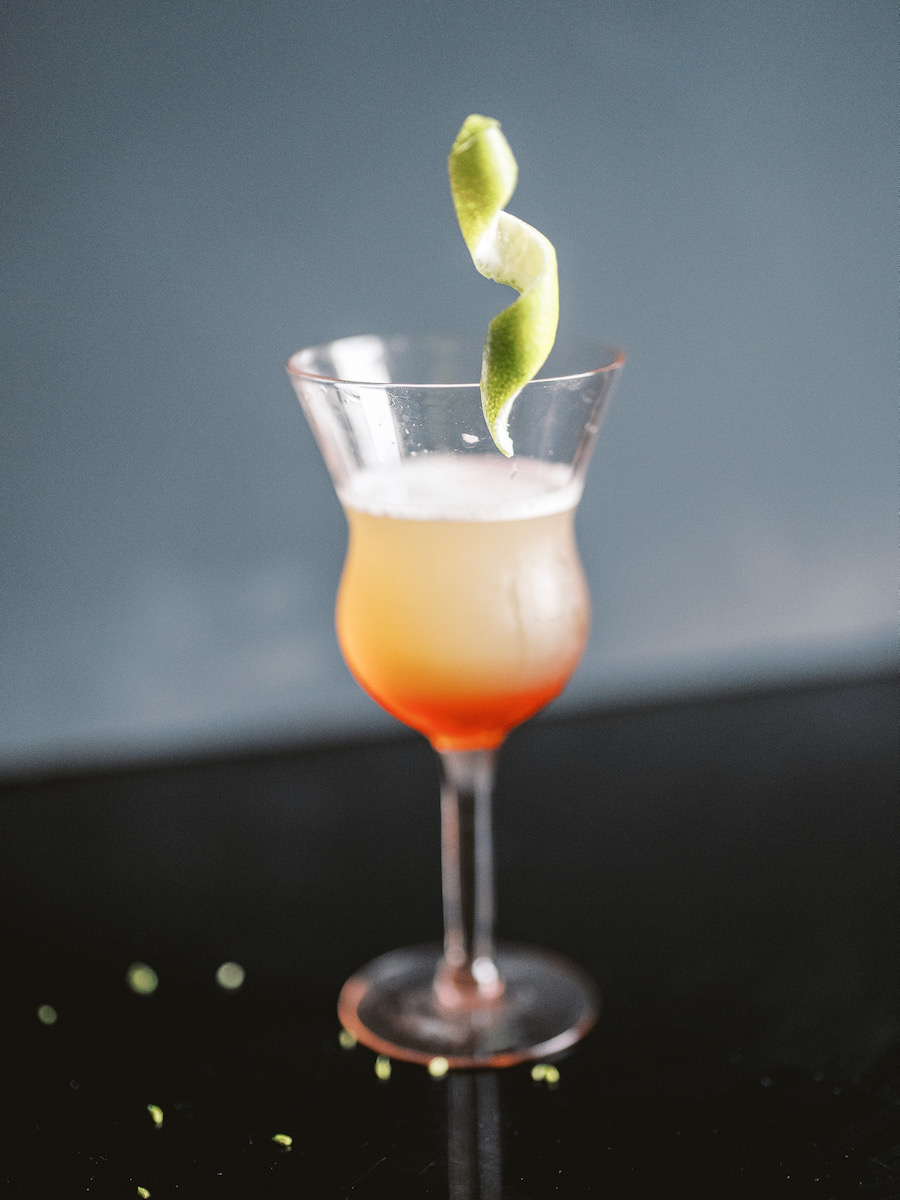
xmin=449 ymin=115 xmax=559 ymax=456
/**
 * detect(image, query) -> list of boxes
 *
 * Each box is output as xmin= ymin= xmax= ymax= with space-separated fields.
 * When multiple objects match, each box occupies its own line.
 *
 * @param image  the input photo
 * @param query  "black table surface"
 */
xmin=0 ymin=675 xmax=897 ymax=1198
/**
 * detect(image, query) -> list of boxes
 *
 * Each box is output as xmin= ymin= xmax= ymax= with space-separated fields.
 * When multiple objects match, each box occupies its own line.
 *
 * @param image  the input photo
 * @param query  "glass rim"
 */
xmin=286 ymin=334 xmax=625 ymax=389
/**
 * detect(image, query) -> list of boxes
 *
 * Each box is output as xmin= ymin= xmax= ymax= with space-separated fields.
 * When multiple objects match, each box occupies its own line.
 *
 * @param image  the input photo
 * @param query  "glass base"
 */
xmin=337 ymin=942 xmax=600 ymax=1069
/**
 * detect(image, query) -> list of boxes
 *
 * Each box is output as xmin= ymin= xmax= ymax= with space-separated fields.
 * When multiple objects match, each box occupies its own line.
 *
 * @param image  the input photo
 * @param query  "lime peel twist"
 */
xmin=449 ymin=114 xmax=559 ymax=456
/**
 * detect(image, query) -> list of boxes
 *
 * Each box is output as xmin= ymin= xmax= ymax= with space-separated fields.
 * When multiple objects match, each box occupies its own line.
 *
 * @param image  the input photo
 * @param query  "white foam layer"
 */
xmin=338 ymin=454 xmax=582 ymax=521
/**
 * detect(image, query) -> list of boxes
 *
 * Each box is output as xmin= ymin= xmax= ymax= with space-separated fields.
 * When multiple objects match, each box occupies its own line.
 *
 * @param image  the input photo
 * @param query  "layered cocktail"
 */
xmin=337 ymin=454 xmax=589 ymax=752
xmin=288 ymin=334 xmax=622 ymax=1066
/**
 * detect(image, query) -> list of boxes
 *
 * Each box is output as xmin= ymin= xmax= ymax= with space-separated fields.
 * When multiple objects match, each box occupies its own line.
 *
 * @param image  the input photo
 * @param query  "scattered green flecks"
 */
xmin=147 ymin=1104 xmax=164 ymax=1128
xmin=338 ymin=1028 xmax=358 ymax=1050
xmin=126 ymin=963 xmax=159 ymax=995
xmin=37 ymin=1004 xmax=58 ymax=1025
xmin=374 ymin=1055 xmax=392 ymax=1081
xmin=272 ymin=1133 xmax=293 ymax=1148
xmin=427 ymin=1056 xmax=450 ymax=1078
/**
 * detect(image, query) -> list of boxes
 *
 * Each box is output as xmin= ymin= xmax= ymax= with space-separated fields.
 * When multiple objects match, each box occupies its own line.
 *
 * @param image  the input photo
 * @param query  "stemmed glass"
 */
xmin=288 ymin=334 xmax=623 ymax=1068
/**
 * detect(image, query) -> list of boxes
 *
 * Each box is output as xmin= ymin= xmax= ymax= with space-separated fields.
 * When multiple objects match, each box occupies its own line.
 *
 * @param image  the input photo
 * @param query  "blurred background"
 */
xmin=1 ymin=0 xmax=894 ymax=775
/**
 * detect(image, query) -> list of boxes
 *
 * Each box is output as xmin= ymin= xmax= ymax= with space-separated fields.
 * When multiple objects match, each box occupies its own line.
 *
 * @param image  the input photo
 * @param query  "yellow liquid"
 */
xmin=336 ymin=456 xmax=589 ymax=751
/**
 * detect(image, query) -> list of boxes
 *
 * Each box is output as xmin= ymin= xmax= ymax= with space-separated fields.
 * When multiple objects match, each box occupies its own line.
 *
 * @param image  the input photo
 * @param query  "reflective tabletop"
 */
xmin=1 ymin=677 xmax=897 ymax=1197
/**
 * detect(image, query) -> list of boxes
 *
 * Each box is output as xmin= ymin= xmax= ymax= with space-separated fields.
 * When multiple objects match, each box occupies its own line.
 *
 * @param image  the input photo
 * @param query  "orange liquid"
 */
xmin=335 ymin=457 xmax=589 ymax=751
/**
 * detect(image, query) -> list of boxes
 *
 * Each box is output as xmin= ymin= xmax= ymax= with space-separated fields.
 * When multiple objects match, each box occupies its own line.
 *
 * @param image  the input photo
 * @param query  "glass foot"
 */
xmin=338 ymin=942 xmax=600 ymax=1068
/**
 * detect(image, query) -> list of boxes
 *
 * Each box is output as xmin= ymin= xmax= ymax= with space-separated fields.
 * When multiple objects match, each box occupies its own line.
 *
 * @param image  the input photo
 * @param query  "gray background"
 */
xmin=2 ymin=0 xmax=894 ymax=774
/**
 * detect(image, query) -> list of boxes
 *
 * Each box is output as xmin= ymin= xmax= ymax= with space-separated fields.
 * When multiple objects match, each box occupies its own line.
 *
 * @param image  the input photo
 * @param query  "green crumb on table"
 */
xmin=36 ymin=1004 xmax=58 ymax=1025
xmin=531 ymin=1062 xmax=560 ymax=1085
xmin=272 ymin=1133 xmax=293 ymax=1147
xmin=338 ymin=1028 xmax=357 ymax=1050
xmin=374 ymin=1055 xmax=392 ymax=1081
xmin=427 ymin=1056 xmax=450 ymax=1078
xmin=215 ymin=961 xmax=245 ymax=990
xmin=147 ymin=1104 xmax=164 ymax=1127
xmin=137 ymin=1188 xmax=151 ymax=1199
xmin=126 ymin=963 xmax=159 ymax=995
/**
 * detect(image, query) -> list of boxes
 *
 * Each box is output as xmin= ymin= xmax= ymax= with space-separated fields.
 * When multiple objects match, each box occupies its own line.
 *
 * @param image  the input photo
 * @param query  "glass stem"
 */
xmin=434 ymin=748 xmax=504 ymax=1009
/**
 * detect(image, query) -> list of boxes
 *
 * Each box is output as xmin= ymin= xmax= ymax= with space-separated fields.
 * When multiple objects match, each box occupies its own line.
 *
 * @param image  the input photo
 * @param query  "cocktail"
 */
xmin=286 ymin=118 xmax=624 ymax=1067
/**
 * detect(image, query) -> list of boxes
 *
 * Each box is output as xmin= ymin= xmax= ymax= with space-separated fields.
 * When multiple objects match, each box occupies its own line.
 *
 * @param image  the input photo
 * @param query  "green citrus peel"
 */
xmin=449 ymin=114 xmax=559 ymax=456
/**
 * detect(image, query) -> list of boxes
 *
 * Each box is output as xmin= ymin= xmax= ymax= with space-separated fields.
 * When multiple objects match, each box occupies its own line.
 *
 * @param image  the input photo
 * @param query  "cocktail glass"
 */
xmin=287 ymin=333 xmax=624 ymax=1068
